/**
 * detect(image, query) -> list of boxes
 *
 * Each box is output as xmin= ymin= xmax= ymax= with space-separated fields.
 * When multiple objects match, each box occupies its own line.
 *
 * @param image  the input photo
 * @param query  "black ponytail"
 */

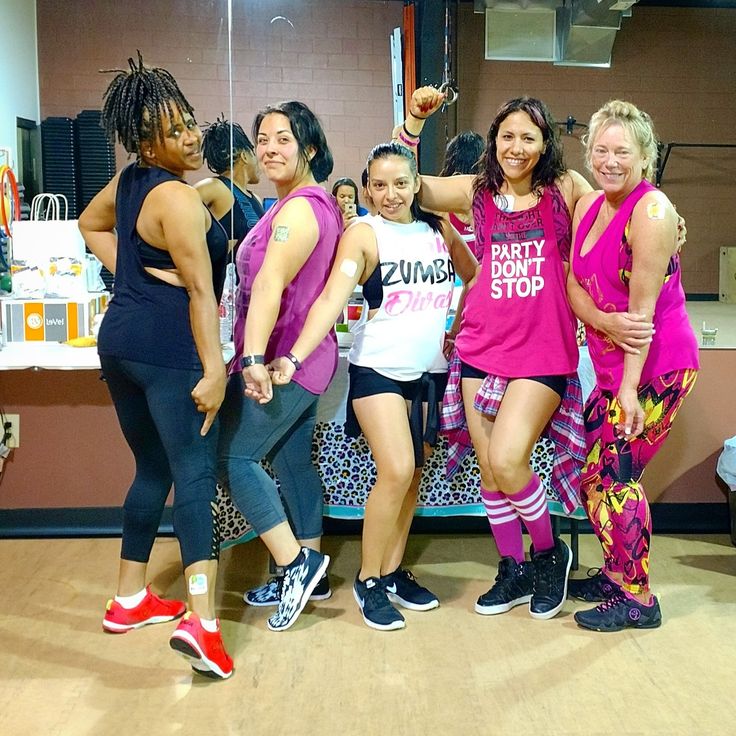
xmin=366 ymin=141 xmax=443 ymax=234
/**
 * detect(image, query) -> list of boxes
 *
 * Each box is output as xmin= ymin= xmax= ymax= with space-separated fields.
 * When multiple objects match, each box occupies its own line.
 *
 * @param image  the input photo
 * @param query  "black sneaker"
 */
xmin=353 ymin=575 xmax=405 ymax=631
xmin=381 ymin=568 xmax=439 ymax=611
xmin=267 ymin=548 xmax=330 ymax=632
xmin=529 ymin=537 xmax=572 ymax=620
xmin=244 ymin=573 xmax=331 ymax=607
xmin=475 ymin=557 xmax=534 ymax=616
xmin=568 ymin=568 xmax=622 ymax=603
xmin=574 ymin=593 xmax=662 ymax=632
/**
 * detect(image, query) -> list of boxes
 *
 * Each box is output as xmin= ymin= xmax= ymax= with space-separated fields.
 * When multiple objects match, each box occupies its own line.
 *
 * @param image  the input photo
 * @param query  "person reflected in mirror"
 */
xmin=78 ymin=52 xmax=233 ymax=679
xmin=197 ymin=116 xmax=264 ymax=256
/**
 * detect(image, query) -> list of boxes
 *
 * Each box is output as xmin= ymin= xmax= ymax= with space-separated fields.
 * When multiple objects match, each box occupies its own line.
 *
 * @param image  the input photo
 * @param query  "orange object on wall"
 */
xmin=403 ymin=2 xmax=416 ymax=115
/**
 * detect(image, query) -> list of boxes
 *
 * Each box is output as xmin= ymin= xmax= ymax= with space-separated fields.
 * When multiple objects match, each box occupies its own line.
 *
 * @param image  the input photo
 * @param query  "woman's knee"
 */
xmin=487 ymin=449 xmax=527 ymax=490
xmin=375 ymin=457 xmax=415 ymax=492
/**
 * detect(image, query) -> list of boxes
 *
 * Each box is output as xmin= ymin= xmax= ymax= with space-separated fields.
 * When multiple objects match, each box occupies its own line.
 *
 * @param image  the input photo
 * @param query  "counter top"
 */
xmin=0 ymin=341 xmax=236 ymax=370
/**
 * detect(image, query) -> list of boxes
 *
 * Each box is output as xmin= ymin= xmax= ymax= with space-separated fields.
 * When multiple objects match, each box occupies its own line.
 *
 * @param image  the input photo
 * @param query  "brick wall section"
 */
xmin=457 ymin=6 xmax=736 ymax=295
xmin=37 ymin=2 xmax=736 ymax=293
xmin=36 ymin=0 xmax=402 ymax=201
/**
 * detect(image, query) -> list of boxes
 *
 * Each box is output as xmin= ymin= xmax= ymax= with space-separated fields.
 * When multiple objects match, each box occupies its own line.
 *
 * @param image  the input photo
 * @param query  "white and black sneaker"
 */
xmin=529 ymin=537 xmax=572 ymax=620
xmin=244 ymin=573 xmax=332 ymax=607
xmin=353 ymin=574 xmax=405 ymax=631
xmin=266 ymin=548 xmax=330 ymax=632
xmin=475 ymin=557 xmax=534 ymax=615
xmin=381 ymin=568 xmax=439 ymax=611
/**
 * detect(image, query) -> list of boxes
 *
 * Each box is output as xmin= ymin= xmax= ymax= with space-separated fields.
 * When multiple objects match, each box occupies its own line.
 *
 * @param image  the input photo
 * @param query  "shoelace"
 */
xmin=596 ymin=592 xmax=627 ymax=612
xmin=363 ymin=583 xmax=389 ymax=609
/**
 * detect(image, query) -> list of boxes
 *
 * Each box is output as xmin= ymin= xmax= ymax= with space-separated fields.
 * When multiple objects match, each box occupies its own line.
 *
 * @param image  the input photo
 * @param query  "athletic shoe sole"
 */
xmin=529 ymin=540 xmax=573 ymax=621
xmin=169 ymin=630 xmax=233 ymax=680
xmin=474 ymin=594 xmax=532 ymax=616
xmin=574 ymin=617 xmax=662 ymax=633
xmin=386 ymin=592 xmax=439 ymax=612
xmin=352 ymin=587 xmax=406 ymax=631
xmin=266 ymin=554 xmax=330 ymax=632
xmin=102 ymin=612 xmax=183 ymax=633
xmin=244 ymin=584 xmax=333 ymax=608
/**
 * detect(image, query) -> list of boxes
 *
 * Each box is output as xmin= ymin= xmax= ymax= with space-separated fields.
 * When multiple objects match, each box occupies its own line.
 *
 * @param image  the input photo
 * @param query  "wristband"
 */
xmin=402 ymin=123 xmax=420 ymax=139
xmin=240 ymin=354 xmax=265 ymax=369
xmin=286 ymin=352 xmax=302 ymax=371
xmin=398 ymin=131 xmax=419 ymax=148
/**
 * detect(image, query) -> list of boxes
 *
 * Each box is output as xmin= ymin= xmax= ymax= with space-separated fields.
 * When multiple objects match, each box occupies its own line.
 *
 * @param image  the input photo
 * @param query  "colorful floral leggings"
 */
xmin=581 ymin=369 xmax=697 ymax=594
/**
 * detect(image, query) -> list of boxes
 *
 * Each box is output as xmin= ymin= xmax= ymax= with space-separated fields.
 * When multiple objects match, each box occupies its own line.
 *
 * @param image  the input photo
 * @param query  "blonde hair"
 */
xmin=583 ymin=100 xmax=658 ymax=182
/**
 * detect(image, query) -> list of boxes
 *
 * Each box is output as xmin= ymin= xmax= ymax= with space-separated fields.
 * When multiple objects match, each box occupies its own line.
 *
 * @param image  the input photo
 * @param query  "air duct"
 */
xmin=476 ymin=0 xmax=638 ymax=68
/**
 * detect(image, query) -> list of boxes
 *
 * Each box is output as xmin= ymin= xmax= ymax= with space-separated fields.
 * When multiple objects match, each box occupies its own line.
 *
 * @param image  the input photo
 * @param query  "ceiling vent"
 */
xmin=476 ymin=0 xmax=638 ymax=68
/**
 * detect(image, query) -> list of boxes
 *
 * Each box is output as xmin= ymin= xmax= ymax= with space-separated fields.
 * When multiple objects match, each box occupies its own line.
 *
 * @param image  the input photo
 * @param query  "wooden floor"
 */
xmin=2 ymin=532 xmax=735 ymax=736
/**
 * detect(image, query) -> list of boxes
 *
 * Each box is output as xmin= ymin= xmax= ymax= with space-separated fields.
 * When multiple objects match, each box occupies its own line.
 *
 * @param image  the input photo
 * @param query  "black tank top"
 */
xmin=97 ymin=163 xmax=228 ymax=369
xmin=216 ymin=175 xmax=265 ymax=244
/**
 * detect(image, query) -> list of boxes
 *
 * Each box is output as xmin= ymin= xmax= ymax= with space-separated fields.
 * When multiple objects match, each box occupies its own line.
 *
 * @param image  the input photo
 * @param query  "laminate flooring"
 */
xmin=1 ymin=533 xmax=735 ymax=736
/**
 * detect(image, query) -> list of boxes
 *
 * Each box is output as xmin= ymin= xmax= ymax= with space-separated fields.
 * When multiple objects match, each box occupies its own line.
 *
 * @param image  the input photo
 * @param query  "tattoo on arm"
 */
xmin=274 ymin=225 xmax=290 ymax=242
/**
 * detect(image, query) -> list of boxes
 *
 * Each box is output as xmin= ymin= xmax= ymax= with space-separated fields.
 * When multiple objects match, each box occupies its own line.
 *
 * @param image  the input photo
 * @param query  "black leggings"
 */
xmin=101 ymin=355 xmax=220 ymax=569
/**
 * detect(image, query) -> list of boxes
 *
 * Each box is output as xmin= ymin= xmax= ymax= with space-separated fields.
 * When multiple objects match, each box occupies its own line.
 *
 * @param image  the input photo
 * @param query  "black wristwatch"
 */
xmin=240 ymin=354 xmax=265 ymax=369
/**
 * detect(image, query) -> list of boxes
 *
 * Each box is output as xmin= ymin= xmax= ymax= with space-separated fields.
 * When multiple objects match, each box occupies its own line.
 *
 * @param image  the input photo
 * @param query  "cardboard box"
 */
xmin=1 ymin=293 xmax=109 ymax=342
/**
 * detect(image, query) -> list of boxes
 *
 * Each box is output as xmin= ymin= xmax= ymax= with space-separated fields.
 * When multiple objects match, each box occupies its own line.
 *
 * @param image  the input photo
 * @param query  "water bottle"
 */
xmin=219 ymin=263 xmax=236 ymax=345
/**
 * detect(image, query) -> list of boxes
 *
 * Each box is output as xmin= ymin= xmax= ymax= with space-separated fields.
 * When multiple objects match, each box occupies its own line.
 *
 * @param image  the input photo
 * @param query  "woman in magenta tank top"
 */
xmin=568 ymin=100 xmax=699 ymax=632
xmin=216 ymin=101 xmax=342 ymax=633
xmin=406 ymin=87 xmax=596 ymax=622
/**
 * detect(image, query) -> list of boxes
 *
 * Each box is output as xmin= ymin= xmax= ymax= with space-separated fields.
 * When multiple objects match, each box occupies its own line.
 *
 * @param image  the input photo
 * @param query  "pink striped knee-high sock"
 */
xmin=480 ymin=487 xmax=525 ymax=564
xmin=506 ymin=474 xmax=554 ymax=554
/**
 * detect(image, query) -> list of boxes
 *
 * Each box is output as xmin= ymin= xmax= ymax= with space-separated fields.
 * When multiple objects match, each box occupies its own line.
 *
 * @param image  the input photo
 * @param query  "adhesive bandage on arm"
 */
xmin=273 ymin=225 xmax=290 ymax=242
xmin=340 ymin=258 xmax=358 ymax=278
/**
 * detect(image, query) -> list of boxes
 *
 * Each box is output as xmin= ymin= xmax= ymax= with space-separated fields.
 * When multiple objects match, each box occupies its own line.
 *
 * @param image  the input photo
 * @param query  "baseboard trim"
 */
xmin=0 ymin=503 xmax=730 ymax=539
xmin=686 ymin=293 xmax=719 ymax=301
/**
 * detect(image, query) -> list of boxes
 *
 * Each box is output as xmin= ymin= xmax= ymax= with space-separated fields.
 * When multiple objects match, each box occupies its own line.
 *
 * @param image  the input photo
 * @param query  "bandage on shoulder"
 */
xmin=273 ymin=225 xmax=290 ymax=242
xmin=340 ymin=258 xmax=358 ymax=278
xmin=646 ymin=200 xmax=665 ymax=220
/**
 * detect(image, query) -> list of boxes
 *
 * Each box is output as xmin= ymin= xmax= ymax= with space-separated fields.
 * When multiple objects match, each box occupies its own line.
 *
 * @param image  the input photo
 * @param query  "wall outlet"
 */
xmin=3 ymin=414 xmax=19 ymax=448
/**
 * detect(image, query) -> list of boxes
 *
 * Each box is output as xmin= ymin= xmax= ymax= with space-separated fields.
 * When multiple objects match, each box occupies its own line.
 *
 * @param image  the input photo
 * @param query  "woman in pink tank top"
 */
xmin=568 ymin=100 xmax=699 ymax=632
xmin=406 ymin=87 xmax=597 ymax=622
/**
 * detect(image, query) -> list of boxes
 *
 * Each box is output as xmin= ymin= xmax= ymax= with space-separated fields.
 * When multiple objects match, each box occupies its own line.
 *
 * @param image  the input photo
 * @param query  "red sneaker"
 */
xmin=102 ymin=586 xmax=186 ymax=633
xmin=169 ymin=612 xmax=234 ymax=680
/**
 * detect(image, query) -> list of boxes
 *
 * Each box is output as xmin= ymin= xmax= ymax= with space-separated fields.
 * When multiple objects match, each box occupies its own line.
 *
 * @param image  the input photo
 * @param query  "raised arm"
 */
xmin=271 ymin=222 xmax=378 ymax=387
xmin=78 ymin=172 xmax=121 ymax=273
xmin=155 ymin=182 xmax=226 ymax=436
xmin=241 ymin=196 xmax=320 ymax=402
xmin=441 ymin=218 xmax=478 ymax=285
xmin=617 ymin=190 xmax=678 ymax=436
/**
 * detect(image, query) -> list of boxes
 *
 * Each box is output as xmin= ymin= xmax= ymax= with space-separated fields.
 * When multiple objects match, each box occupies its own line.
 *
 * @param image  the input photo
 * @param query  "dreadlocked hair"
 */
xmin=100 ymin=51 xmax=195 ymax=155
xmin=202 ymin=115 xmax=254 ymax=174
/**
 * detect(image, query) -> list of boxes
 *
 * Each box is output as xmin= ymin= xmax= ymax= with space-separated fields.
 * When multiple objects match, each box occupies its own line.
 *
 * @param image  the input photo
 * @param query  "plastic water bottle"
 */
xmin=219 ymin=263 xmax=236 ymax=345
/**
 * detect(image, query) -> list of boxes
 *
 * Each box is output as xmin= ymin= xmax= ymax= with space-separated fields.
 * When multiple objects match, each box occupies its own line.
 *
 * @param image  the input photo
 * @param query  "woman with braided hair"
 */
xmin=78 ymin=52 xmax=233 ymax=679
xmin=196 ymin=116 xmax=264 ymax=252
